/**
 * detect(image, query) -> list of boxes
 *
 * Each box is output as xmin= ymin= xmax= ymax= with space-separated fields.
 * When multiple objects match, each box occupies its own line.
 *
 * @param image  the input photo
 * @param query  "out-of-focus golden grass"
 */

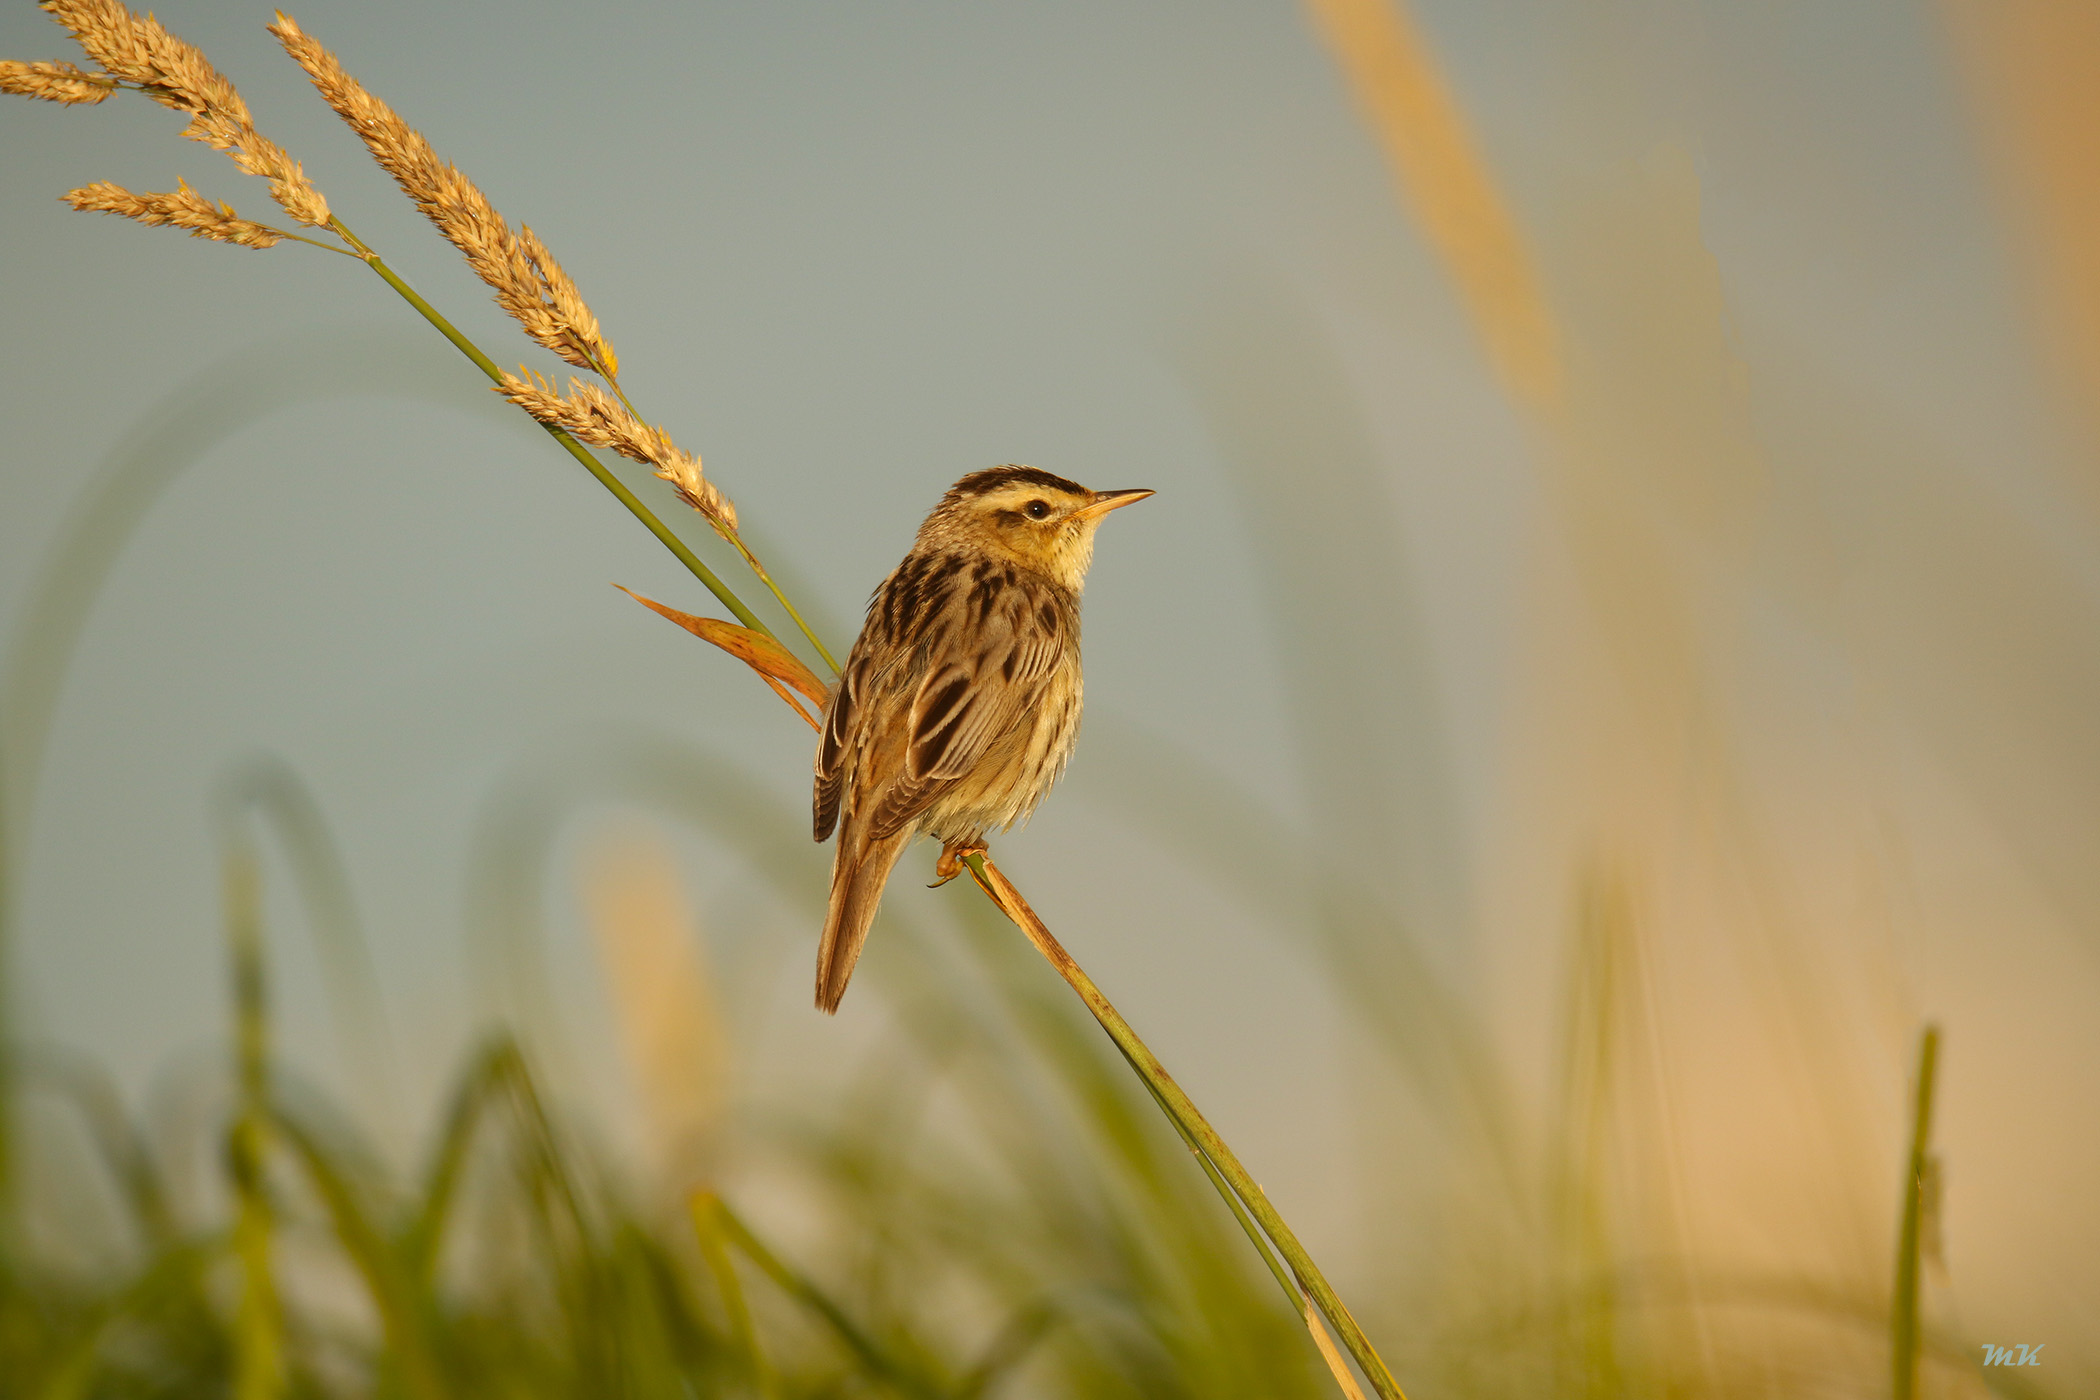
xmin=1300 ymin=0 xmax=1563 ymax=414
xmin=1305 ymin=0 xmax=2096 ymax=1392
xmin=584 ymin=827 xmax=729 ymax=1190
xmin=1943 ymin=0 xmax=2100 ymax=453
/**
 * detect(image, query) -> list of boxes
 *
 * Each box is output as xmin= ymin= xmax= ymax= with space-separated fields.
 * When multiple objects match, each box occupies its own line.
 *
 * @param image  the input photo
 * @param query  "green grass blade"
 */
xmin=714 ymin=1198 xmax=943 ymax=1397
xmin=222 ymin=843 xmax=283 ymax=1400
xmin=961 ymin=854 xmax=1406 ymax=1400
xmin=1892 ymin=1024 xmax=1940 ymax=1400
xmin=690 ymin=1192 xmax=779 ymax=1400
xmin=269 ymin=1106 xmax=449 ymax=1400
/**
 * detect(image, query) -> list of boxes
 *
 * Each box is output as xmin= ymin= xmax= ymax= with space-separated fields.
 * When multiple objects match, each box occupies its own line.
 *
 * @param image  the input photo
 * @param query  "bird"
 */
xmin=812 ymin=465 xmax=1153 ymax=1012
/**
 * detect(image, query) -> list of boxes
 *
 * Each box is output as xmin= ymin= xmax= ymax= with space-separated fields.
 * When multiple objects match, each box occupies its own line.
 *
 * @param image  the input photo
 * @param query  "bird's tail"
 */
xmin=815 ymin=824 xmax=913 ymax=1013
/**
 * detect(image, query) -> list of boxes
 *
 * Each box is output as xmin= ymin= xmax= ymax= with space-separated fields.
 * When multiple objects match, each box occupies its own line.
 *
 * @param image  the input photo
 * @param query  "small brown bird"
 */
xmin=812 ymin=466 xmax=1152 ymax=1012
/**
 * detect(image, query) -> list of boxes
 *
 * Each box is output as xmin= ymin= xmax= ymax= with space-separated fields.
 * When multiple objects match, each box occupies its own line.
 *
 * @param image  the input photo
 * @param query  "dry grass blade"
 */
xmin=37 ymin=0 xmax=329 ymax=225
xmin=0 ymin=58 xmax=116 ymax=103
xmin=1299 ymin=0 xmax=1559 ymax=411
xmin=615 ymin=585 xmax=826 ymax=727
xmin=499 ymin=369 xmax=736 ymax=530
xmin=64 ymin=178 xmax=285 ymax=249
xmin=267 ymin=11 xmax=616 ymax=376
xmin=1304 ymin=1302 xmax=1369 ymax=1400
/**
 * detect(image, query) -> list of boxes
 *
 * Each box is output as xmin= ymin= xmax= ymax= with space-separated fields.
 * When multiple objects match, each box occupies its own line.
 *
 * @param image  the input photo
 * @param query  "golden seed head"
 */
xmin=63 ymin=178 xmax=285 ymax=249
xmin=270 ymin=11 xmax=615 ymax=374
xmin=494 ymin=368 xmax=737 ymax=533
xmin=33 ymin=0 xmax=330 ymax=225
xmin=0 ymin=59 xmax=118 ymax=104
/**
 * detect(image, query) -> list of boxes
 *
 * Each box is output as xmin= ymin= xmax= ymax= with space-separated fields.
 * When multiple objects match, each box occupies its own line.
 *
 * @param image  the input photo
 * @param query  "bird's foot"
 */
xmin=929 ymin=840 xmax=989 ymax=887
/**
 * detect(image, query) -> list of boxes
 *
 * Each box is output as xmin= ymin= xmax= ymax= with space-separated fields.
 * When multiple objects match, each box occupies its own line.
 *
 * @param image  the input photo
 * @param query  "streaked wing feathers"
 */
xmin=813 ymin=663 xmax=857 ymax=841
xmin=913 ymin=602 xmax=1062 ymax=771
xmin=817 ymin=555 xmax=1071 ymax=846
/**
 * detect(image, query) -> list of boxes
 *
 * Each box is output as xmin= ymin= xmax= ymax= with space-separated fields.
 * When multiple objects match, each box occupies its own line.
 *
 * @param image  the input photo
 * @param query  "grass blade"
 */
xmin=959 ymin=853 xmax=1405 ymax=1400
xmin=1892 ymin=1024 xmax=1940 ymax=1400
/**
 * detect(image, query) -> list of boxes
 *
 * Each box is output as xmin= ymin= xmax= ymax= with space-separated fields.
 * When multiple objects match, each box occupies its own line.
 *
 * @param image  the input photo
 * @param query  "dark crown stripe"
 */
xmin=945 ymin=464 xmax=1088 ymax=500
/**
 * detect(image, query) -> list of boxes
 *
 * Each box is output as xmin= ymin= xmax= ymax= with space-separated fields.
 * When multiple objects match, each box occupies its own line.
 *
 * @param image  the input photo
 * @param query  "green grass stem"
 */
xmin=270 ymin=1109 xmax=448 ymax=1400
xmin=689 ymin=1193 xmax=779 ymax=1400
xmin=711 ymin=1198 xmax=939 ymax=1397
xmin=224 ymin=844 xmax=284 ymax=1400
xmin=323 ymin=217 xmax=775 ymax=641
xmin=1892 ymin=1024 xmax=1940 ymax=1400
xmin=960 ymin=853 xmax=1404 ymax=1400
xmin=1126 ymin=1047 xmax=1368 ymax=1399
xmin=722 ymin=533 xmax=842 ymax=675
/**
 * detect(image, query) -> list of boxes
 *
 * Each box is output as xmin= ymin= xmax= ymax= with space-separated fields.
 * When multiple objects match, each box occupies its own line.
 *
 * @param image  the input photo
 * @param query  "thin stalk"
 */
xmin=273 ymin=228 xmax=366 ymax=256
xmin=225 ymin=844 xmax=284 ymax=1400
xmin=1124 ymin=1043 xmax=1367 ymax=1399
xmin=960 ymin=852 xmax=1406 ymax=1400
xmin=721 ymin=532 xmax=840 ymax=674
xmin=1892 ymin=1024 xmax=1940 ymax=1400
xmin=711 ymin=1198 xmax=934 ymax=1396
xmin=689 ymin=1192 xmax=778 ymax=1400
xmin=270 ymin=1109 xmax=448 ymax=1400
xmin=324 ymin=217 xmax=772 ymax=637
xmin=595 ymin=372 xmax=838 ymax=674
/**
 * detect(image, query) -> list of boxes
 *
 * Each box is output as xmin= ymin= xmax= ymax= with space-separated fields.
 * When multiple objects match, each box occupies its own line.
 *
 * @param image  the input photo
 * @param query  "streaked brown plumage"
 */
xmin=812 ymin=466 xmax=1152 ymax=1012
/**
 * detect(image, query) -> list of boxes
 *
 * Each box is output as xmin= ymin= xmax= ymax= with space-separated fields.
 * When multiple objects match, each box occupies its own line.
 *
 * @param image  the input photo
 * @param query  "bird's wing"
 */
xmin=815 ymin=640 xmax=912 ymax=841
xmin=855 ymin=590 xmax=1066 ymax=840
xmin=907 ymin=609 xmax=1064 ymax=782
xmin=812 ymin=660 xmax=855 ymax=842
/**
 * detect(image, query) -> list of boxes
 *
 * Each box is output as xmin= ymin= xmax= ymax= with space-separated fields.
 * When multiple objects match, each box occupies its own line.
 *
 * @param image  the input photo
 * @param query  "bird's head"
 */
xmin=921 ymin=465 xmax=1152 ymax=589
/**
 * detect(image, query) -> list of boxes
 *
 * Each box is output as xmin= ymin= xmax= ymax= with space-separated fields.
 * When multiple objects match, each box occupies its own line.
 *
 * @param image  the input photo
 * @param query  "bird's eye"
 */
xmin=1024 ymin=499 xmax=1051 ymax=520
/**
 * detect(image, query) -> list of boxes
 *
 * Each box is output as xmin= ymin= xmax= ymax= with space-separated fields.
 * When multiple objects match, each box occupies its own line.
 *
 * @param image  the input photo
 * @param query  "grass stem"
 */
xmin=959 ymin=853 xmax=1404 ymax=1400
xmin=324 ymin=217 xmax=775 ymax=638
xmin=689 ymin=1192 xmax=778 ymax=1400
xmin=709 ymin=1198 xmax=934 ymax=1396
xmin=1127 ymin=1049 xmax=1367 ymax=1398
xmin=224 ymin=844 xmax=284 ymax=1400
xmin=1892 ymin=1023 xmax=1940 ymax=1400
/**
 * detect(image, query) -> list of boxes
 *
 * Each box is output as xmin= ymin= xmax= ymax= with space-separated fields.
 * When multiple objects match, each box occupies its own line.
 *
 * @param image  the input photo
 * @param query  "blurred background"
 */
xmin=2 ymin=0 xmax=2096 ymax=1394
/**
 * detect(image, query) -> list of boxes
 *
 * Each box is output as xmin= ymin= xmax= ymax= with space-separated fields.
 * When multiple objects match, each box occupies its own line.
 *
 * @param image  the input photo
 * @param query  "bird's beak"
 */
xmin=1077 ymin=488 xmax=1154 ymax=522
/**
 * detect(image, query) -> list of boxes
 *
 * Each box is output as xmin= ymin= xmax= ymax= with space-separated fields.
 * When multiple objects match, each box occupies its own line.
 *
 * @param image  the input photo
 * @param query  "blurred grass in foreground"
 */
xmin=0 ymin=752 xmax=1330 ymax=1398
xmin=0 ymin=741 xmax=2038 ymax=1398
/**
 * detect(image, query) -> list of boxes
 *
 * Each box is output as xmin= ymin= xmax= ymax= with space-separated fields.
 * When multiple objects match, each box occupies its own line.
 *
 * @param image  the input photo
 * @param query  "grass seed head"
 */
xmin=63 ymin=178 xmax=286 ymax=249
xmin=270 ymin=11 xmax=618 ymax=377
xmin=0 ymin=59 xmax=118 ymax=103
xmin=496 ymin=369 xmax=737 ymax=532
xmin=33 ymin=0 xmax=330 ymax=226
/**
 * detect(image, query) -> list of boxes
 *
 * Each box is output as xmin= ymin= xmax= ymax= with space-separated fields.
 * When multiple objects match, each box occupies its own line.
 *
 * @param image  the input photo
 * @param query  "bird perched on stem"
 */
xmin=813 ymin=466 xmax=1152 ymax=1012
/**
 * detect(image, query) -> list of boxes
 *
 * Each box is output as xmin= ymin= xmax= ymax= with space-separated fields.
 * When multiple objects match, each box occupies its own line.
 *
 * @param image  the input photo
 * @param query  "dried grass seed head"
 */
xmin=0 ymin=59 xmax=118 ymax=104
xmin=64 ymin=178 xmax=285 ymax=249
xmin=34 ymin=0 xmax=330 ymax=226
xmin=269 ymin=11 xmax=616 ymax=375
xmin=495 ymin=369 xmax=736 ymax=532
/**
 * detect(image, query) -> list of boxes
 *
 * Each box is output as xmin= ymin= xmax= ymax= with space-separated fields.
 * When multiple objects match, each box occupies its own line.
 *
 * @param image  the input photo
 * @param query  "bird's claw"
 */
xmin=928 ymin=841 xmax=988 ymax=887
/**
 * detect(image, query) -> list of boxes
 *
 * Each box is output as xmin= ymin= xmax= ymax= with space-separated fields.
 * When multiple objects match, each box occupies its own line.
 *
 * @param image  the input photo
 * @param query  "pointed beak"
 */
xmin=1076 ymin=488 xmax=1154 ymax=522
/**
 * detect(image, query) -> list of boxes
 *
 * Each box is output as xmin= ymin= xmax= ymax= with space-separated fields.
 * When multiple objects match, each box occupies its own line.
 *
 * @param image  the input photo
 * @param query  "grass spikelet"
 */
xmin=267 ymin=11 xmax=618 ymax=377
xmin=0 ymin=58 xmax=116 ymax=104
xmin=497 ymin=368 xmax=737 ymax=530
xmin=32 ymin=0 xmax=330 ymax=225
xmin=63 ymin=178 xmax=286 ymax=249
